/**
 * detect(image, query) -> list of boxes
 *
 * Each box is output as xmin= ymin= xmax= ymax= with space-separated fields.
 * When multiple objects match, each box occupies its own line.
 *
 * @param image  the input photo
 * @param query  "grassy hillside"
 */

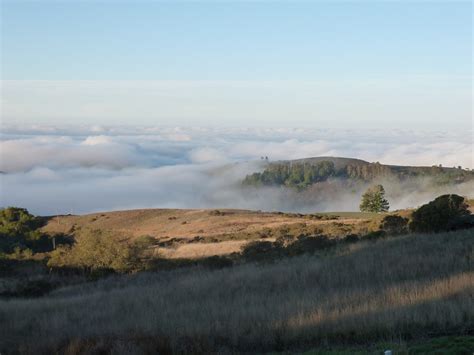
xmin=1 ymin=229 xmax=472 ymax=354
xmin=41 ymin=209 xmax=381 ymax=259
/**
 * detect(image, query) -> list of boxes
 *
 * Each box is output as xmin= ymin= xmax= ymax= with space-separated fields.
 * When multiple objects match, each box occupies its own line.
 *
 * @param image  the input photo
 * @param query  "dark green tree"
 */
xmin=409 ymin=194 xmax=470 ymax=233
xmin=359 ymin=185 xmax=390 ymax=213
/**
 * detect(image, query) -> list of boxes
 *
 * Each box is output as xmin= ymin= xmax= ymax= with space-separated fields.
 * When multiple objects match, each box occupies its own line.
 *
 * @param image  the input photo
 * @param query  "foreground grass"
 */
xmin=0 ymin=230 xmax=473 ymax=354
xmin=300 ymin=335 xmax=474 ymax=354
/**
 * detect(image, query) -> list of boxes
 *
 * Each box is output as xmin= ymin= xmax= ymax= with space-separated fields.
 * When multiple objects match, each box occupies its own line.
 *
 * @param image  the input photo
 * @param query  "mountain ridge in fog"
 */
xmin=243 ymin=155 xmax=474 ymax=187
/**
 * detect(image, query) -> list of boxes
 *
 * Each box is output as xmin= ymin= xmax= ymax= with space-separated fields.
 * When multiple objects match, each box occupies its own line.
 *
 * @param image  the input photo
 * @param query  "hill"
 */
xmin=1 ymin=196 xmax=473 ymax=353
xmin=41 ymin=208 xmax=380 ymax=259
xmin=2 ymin=229 xmax=472 ymax=354
xmin=243 ymin=156 xmax=474 ymax=189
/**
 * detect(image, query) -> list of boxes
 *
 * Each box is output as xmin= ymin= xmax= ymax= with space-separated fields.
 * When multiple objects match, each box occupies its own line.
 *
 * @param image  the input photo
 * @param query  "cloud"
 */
xmin=0 ymin=136 xmax=146 ymax=172
xmin=0 ymin=125 xmax=472 ymax=215
xmin=188 ymin=147 xmax=228 ymax=164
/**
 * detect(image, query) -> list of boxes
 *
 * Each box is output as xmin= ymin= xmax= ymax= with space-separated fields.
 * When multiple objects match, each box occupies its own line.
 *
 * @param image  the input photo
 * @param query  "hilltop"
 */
xmin=243 ymin=156 xmax=474 ymax=189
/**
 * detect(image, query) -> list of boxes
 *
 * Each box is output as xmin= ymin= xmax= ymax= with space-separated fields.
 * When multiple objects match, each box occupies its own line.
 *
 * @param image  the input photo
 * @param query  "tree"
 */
xmin=0 ymin=207 xmax=50 ymax=254
xmin=359 ymin=185 xmax=390 ymax=213
xmin=409 ymin=194 xmax=470 ymax=233
xmin=48 ymin=230 xmax=145 ymax=273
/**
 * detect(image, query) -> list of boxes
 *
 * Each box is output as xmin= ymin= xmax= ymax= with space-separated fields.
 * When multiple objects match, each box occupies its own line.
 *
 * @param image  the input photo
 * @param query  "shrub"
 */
xmin=209 ymin=210 xmax=228 ymax=216
xmin=274 ymin=235 xmax=295 ymax=248
xmin=240 ymin=241 xmax=276 ymax=259
xmin=134 ymin=235 xmax=157 ymax=249
xmin=286 ymin=235 xmax=335 ymax=255
xmin=0 ymin=207 xmax=50 ymax=254
xmin=48 ymin=230 xmax=145 ymax=273
xmin=409 ymin=194 xmax=470 ymax=233
xmin=447 ymin=215 xmax=474 ymax=231
xmin=380 ymin=215 xmax=408 ymax=235
xmin=344 ymin=234 xmax=360 ymax=243
xmin=362 ymin=230 xmax=386 ymax=241
xmin=200 ymin=256 xmax=234 ymax=269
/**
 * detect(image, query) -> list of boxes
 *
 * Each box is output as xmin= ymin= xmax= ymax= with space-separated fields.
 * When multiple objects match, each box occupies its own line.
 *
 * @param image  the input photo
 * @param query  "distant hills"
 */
xmin=243 ymin=156 xmax=474 ymax=189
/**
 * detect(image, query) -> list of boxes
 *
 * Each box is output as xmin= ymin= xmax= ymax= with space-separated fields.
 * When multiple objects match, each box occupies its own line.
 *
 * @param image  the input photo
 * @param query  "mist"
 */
xmin=1 ymin=125 xmax=472 ymax=215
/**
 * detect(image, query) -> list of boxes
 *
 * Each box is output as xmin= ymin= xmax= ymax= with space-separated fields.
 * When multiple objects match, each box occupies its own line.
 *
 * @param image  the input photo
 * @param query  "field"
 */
xmin=41 ymin=209 xmax=381 ymax=259
xmin=1 ymin=229 xmax=472 ymax=354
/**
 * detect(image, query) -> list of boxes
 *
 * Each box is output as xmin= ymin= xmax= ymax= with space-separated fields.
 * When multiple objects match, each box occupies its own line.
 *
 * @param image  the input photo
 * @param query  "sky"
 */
xmin=0 ymin=1 xmax=473 ymax=214
xmin=1 ymin=0 xmax=472 ymax=129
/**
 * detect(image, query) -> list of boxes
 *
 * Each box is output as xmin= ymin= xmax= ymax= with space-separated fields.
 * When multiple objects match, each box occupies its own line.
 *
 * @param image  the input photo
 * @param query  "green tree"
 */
xmin=0 ymin=207 xmax=50 ymax=254
xmin=359 ymin=185 xmax=390 ymax=213
xmin=48 ymin=230 xmax=146 ymax=273
xmin=409 ymin=194 xmax=470 ymax=233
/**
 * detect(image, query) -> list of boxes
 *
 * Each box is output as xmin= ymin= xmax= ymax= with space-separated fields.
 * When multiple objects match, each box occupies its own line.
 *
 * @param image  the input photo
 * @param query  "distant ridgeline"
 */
xmin=242 ymin=157 xmax=474 ymax=189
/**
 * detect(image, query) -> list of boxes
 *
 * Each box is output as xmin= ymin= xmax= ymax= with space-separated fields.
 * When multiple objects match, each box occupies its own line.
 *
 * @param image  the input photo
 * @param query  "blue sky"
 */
xmin=1 ymin=1 xmax=472 ymax=128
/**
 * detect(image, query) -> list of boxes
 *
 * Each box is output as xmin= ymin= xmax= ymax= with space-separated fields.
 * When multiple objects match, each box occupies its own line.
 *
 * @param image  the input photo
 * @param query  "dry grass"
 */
xmin=1 ymin=230 xmax=472 ymax=354
xmin=41 ymin=208 xmax=375 ymax=242
xmin=156 ymin=240 xmax=249 ymax=259
xmin=41 ymin=208 xmax=379 ymax=262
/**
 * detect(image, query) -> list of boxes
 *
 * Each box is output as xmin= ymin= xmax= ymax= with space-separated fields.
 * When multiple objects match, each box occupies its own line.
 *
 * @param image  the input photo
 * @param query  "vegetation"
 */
xmin=409 ymin=194 xmax=471 ymax=233
xmin=243 ymin=160 xmax=336 ymax=188
xmin=242 ymin=158 xmax=474 ymax=189
xmin=1 ymin=229 xmax=472 ymax=354
xmin=0 ymin=197 xmax=473 ymax=353
xmin=0 ymin=207 xmax=51 ymax=254
xmin=47 ymin=230 xmax=146 ymax=273
xmin=379 ymin=214 xmax=408 ymax=235
xmin=359 ymin=185 xmax=390 ymax=213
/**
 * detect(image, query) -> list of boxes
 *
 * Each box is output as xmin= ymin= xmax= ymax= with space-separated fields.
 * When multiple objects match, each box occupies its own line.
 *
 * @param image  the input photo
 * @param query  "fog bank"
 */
xmin=1 ymin=126 xmax=472 ymax=215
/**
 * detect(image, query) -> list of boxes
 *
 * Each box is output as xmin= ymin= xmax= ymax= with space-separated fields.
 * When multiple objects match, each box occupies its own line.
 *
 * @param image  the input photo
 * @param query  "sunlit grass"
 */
xmin=1 ymin=229 xmax=472 ymax=354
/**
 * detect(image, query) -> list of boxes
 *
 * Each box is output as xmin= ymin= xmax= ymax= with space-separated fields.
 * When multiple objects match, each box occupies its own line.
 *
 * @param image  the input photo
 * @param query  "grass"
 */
xmin=0 ymin=229 xmax=472 ymax=354
xmin=299 ymin=336 xmax=474 ymax=354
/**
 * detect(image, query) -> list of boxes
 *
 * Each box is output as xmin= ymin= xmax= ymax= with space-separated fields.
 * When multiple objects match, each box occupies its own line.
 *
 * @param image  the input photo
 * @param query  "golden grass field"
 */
xmin=1 ymin=229 xmax=472 ymax=354
xmin=41 ymin=209 xmax=381 ymax=259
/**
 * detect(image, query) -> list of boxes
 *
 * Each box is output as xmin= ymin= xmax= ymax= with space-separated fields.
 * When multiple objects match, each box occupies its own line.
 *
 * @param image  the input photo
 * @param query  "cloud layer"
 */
xmin=1 ymin=125 xmax=472 ymax=215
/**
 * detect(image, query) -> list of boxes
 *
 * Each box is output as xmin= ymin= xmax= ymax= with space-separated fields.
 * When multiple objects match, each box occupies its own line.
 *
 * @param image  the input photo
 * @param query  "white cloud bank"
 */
xmin=0 ymin=125 xmax=472 ymax=215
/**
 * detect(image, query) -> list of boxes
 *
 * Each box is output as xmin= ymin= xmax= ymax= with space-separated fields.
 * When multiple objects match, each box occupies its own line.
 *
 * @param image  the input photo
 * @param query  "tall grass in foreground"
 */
xmin=1 ymin=230 xmax=473 ymax=354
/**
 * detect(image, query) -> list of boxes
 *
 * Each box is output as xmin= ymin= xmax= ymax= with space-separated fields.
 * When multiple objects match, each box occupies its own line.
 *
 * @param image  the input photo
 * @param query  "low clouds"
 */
xmin=0 ymin=125 xmax=472 ymax=215
xmin=0 ymin=135 xmax=145 ymax=173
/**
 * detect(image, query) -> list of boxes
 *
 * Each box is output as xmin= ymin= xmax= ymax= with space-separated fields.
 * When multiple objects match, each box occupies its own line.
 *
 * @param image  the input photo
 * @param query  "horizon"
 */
xmin=1 ymin=1 xmax=473 ymax=214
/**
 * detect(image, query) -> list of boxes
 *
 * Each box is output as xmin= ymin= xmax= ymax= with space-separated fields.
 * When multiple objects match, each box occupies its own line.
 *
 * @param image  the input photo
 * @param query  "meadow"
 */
xmin=1 ymin=229 xmax=472 ymax=354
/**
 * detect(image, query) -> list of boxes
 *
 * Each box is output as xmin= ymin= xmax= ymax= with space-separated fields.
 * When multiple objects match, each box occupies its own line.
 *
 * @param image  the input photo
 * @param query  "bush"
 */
xmin=447 ymin=215 xmax=474 ymax=231
xmin=344 ymin=234 xmax=360 ymax=243
xmin=362 ymin=230 xmax=386 ymax=241
xmin=380 ymin=215 xmax=408 ymax=235
xmin=0 ymin=207 xmax=51 ymax=254
xmin=286 ymin=235 xmax=335 ymax=255
xmin=209 ymin=210 xmax=228 ymax=216
xmin=200 ymin=256 xmax=234 ymax=269
xmin=48 ymin=230 xmax=145 ymax=273
xmin=409 ymin=194 xmax=470 ymax=233
xmin=134 ymin=235 xmax=157 ymax=249
xmin=241 ymin=241 xmax=277 ymax=260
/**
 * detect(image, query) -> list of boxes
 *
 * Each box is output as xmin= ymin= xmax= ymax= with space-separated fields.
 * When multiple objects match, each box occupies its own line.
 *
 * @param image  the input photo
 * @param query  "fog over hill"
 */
xmin=1 ymin=125 xmax=472 ymax=215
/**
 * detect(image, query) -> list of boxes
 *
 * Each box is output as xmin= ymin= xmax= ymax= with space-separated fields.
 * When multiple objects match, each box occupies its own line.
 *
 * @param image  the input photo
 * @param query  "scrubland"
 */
xmin=41 ymin=208 xmax=380 ymax=259
xmin=1 ymin=229 xmax=472 ymax=354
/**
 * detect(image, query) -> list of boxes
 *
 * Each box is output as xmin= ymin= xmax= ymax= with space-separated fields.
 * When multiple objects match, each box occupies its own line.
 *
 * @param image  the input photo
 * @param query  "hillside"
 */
xmin=2 ymin=229 xmax=472 ymax=354
xmin=1 ymin=196 xmax=473 ymax=354
xmin=41 ymin=209 xmax=380 ymax=259
xmin=243 ymin=156 xmax=474 ymax=189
